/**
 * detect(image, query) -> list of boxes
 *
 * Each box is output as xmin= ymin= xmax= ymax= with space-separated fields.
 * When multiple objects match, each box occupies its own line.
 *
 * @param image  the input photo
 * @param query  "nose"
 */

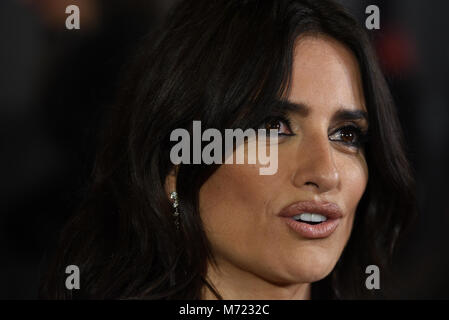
xmin=292 ymin=132 xmax=340 ymax=193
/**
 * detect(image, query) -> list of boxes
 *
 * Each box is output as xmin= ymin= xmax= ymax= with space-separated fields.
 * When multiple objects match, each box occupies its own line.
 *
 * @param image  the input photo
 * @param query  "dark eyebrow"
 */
xmin=274 ymin=99 xmax=369 ymax=125
xmin=332 ymin=108 xmax=369 ymax=124
xmin=274 ymin=99 xmax=310 ymax=117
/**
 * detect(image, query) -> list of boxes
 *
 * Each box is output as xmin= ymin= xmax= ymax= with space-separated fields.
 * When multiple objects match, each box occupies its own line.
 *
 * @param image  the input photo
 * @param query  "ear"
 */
xmin=164 ymin=166 xmax=178 ymax=196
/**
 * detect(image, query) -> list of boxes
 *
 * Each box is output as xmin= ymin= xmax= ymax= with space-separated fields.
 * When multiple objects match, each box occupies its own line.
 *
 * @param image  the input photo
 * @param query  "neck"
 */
xmin=201 ymin=259 xmax=311 ymax=300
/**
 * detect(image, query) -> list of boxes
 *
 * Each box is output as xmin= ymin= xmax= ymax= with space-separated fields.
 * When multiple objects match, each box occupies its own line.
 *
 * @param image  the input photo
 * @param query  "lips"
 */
xmin=278 ymin=201 xmax=343 ymax=239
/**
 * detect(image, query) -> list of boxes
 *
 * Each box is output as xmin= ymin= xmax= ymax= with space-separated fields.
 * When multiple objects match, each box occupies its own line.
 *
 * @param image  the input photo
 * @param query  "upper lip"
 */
xmin=278 ymin=200 xmax=343 ymax=220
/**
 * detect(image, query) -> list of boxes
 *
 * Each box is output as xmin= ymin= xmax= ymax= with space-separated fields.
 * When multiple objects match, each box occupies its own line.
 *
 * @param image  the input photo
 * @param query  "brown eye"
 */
xmin=340 ymin=127 xmax=357 ymax=144
xmin=264 ymin=117 xmax=293 ymax=136
xmin=329 ymin=125 xmax=365 ymax=147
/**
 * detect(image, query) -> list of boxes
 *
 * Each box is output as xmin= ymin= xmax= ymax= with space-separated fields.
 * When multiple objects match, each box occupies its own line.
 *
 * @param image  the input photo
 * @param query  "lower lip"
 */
xmin=281 ymin=217 xmax=340 ymax=239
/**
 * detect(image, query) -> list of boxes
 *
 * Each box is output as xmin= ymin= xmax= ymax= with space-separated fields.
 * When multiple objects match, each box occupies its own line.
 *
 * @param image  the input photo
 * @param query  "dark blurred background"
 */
xmin=1 ymin=0 xmax=448 ymax=299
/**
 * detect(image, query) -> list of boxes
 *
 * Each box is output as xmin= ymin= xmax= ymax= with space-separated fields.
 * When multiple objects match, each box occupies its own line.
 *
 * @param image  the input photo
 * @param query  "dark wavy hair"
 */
xmin=40 ymin=0 xmax=416 ymax=299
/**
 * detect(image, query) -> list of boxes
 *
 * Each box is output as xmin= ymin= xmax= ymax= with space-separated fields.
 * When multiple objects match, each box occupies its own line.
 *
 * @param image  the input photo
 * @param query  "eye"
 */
xmin=263 ymin=117 xmax=294 ymax=136
xmin=329 ymin=125 xmax=367 ymax=148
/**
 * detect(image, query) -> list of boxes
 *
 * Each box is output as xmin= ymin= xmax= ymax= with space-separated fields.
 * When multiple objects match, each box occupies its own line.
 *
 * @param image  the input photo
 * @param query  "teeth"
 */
xmin=292 ymin=213 xmax=327 ymax=223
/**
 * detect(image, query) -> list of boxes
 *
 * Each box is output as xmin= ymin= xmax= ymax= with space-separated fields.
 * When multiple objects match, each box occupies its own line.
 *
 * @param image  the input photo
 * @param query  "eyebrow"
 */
xmin=275 ymin=99 xmax=310 ymax=117
xmin=332 ymin=108 xmax=369 ymax=124
xmin=276 ymin=99 xmax=369 ymax=124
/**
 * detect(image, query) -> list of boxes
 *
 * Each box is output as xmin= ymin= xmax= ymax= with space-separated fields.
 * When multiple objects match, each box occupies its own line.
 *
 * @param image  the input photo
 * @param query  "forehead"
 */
xmin=288 ymin=34 xmax=367 ymax=115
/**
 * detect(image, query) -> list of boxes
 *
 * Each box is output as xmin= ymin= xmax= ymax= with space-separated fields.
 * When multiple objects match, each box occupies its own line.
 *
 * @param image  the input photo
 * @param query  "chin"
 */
xmin=278 ymin=247 xmax=340 ymax=284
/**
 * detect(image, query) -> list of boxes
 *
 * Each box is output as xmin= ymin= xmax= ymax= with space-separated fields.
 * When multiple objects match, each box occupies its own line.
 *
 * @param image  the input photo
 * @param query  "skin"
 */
xmin=168 ymin=34 xmax=369 ymax=299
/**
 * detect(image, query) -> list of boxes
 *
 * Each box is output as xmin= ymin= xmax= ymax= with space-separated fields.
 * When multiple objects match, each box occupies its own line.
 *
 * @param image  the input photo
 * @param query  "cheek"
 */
xmin=346 ymin=153 xmax=368 ymax=203
xmin=337 ymin=153 xmax=369 ymax=231
xmin=198 ymin=164 xmax=277 ymax=247
xmin=200 ymin=164 xmax=265 ymax=212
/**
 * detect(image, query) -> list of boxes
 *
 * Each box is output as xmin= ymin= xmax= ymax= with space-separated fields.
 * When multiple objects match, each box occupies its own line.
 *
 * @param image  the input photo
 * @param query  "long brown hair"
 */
xmin=40 ymin=0 xmax=416 ymax=299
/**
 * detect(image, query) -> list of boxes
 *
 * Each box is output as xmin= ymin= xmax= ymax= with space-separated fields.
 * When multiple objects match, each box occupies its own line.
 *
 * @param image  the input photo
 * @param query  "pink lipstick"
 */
xmin=278 ymin=201 xmax=343 ymax=239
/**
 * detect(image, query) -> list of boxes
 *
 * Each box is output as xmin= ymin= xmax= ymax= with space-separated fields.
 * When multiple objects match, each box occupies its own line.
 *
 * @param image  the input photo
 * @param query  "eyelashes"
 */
xmin=260 ymin=115 xmax=369 ymax=148
xmin=328 ymin=125 xmax=369 ymax=148
xmin=262 ymin=116 xmax=294 ymax=136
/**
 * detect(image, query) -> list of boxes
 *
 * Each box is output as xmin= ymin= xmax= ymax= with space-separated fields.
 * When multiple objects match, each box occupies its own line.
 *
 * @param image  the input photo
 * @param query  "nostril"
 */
xmin=305 ymin=181 xmax=319 ymax=188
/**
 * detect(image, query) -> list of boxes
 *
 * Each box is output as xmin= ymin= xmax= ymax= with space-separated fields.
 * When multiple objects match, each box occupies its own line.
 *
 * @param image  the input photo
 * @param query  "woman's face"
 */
xmin=198 ymin=35 xmax=369 ymax=297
